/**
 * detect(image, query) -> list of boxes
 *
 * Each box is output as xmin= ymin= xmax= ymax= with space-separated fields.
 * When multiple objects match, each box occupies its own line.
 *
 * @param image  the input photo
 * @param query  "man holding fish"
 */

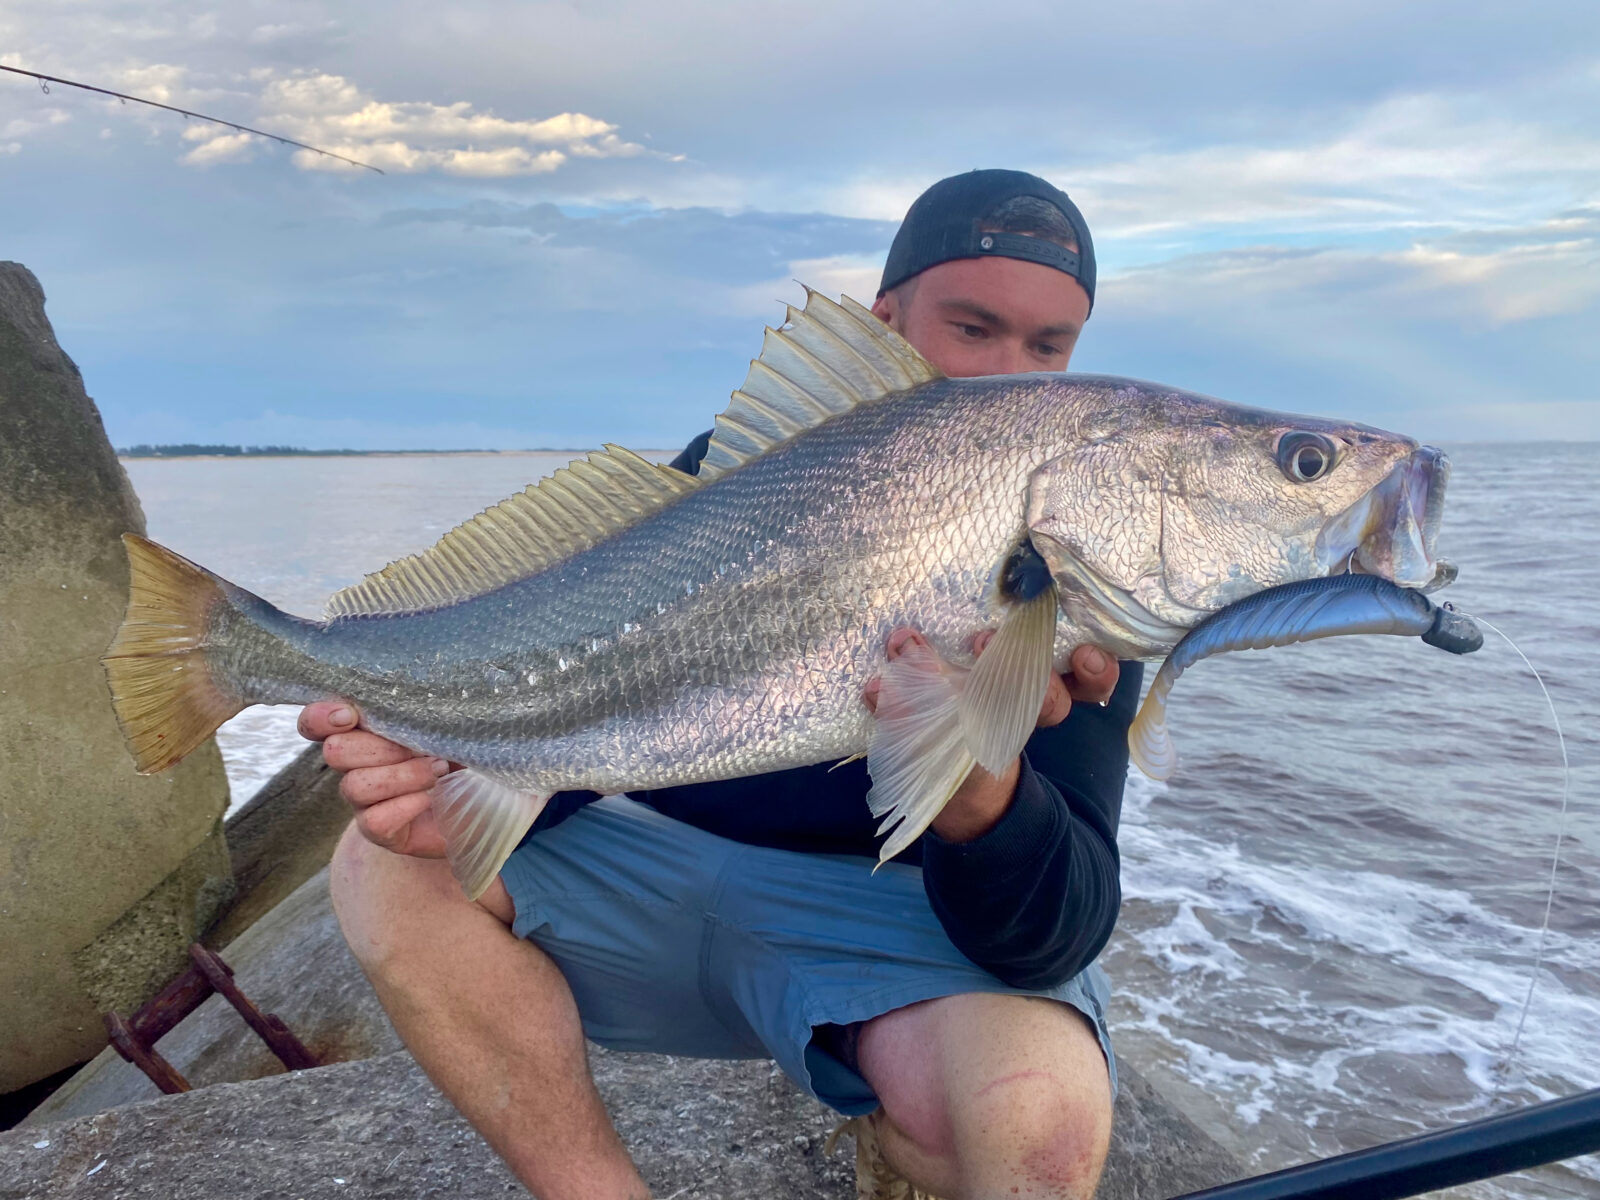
xmin=304 ymin=171 xmax=1133 ymax=1199
xmin=100 ymin=167 xmax=1455 ymax=1196
xmin=107 ymin=164 xmax=1463 ymax=1195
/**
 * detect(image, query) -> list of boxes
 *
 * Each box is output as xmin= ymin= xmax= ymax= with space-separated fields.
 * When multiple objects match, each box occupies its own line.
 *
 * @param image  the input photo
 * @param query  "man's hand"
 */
xmin=862 ymin=630 xmax=1119 ymax=843
xmin=298 ymin=701 xmax=452 ymax=858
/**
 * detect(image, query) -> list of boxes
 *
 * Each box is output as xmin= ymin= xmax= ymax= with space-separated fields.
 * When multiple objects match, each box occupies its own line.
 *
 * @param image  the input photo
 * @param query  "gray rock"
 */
xmin=19 ymin=869 xmax=1240 ymax=1197
xmin=28 ymin=869 xmax=401 ymax=1125
xmin=0 ymin=261 xmax=232 ymax=1092
xmin=213 ymin=743 xmax=349 ymax=948
xmin=4 ymin=1044 xmax=1239 ymax=1199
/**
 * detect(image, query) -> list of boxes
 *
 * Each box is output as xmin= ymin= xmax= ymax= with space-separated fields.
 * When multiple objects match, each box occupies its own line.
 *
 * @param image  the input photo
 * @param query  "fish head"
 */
xmin=1025 ymin=381 xmax=1453 ymax=648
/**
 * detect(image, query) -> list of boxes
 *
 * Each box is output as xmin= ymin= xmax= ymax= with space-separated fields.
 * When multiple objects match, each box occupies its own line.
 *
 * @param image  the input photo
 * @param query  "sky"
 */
xmin=2 ymin=0 xmax=1597 ymax=449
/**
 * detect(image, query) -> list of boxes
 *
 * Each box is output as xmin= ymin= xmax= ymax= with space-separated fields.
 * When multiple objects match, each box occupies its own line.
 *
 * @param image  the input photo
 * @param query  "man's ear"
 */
xmin=870 ymin=290 xmax=897 ymax=328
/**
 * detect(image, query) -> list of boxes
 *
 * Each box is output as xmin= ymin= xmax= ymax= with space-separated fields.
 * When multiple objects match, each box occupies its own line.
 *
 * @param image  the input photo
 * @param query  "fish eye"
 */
xmin=1276 ymin=432 xmax=1336 ymax=483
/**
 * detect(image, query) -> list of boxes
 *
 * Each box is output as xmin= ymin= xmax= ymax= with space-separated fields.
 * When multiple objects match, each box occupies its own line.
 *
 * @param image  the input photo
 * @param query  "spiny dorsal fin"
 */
xmin=326 ymin=445 xmax=700 ymax=618
xmin=696 ymin=289 xmax=943 ymax=483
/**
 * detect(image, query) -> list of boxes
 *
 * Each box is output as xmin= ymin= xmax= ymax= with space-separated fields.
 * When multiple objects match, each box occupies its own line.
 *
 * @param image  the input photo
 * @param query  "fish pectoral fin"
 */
xmin=866 ymin=640 xmax=977 ymax=864
xmin=431 ymin=770 xmax=551 ymax=901
xmin=959 ymin=586 xmax=1058 ymax=775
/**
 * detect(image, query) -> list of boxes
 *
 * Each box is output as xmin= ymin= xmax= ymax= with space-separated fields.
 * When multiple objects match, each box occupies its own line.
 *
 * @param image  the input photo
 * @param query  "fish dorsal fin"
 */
xmin=325 ymin=445 xmax=701 ymax=618
xmin=696 ymin=288 xmax=943 ymax=482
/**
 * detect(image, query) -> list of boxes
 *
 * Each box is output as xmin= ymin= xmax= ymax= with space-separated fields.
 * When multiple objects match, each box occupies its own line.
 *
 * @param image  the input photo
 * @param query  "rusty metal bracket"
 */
xmin=103 ymin=943 xmax=320 ymax=1094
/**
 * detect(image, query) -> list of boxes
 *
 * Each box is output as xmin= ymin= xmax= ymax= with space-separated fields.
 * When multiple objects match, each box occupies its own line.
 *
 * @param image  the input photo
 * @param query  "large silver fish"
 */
xmin=104 ymin=291 xmax=1455 ymax=898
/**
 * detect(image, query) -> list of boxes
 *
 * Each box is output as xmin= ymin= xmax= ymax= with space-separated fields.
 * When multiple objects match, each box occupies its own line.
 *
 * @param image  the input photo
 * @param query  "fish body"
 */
xmin=105 ymin=291 xmax=1454 ymax=896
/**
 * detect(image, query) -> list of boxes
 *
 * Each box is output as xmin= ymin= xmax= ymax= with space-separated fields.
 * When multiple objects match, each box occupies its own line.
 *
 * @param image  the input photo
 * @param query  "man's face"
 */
xmin=871 ymin=255 xmax=1090 ymax=379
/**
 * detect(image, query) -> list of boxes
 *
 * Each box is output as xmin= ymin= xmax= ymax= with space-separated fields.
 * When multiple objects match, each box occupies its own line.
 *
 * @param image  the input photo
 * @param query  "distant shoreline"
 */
xmin=118 ymin=447 xmax=675 ymax=460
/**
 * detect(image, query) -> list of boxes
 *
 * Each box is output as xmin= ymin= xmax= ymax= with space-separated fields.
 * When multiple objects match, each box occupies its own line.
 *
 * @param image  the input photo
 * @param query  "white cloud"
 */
xmin=1108 ymin=210 xmax=1600 ymax=329
xmin=2 ymin=108 xmax=70 ymax=139
xmin=180 ymin=126 xmax=256 ymax=166
xmin=235 ymin=71 xmax=656 ymax=177
xmin=1395 ymin=237 xmax=1600 ymax=324
xmin=1 ymin=142 xmax=19 ymax=156
xmin=1067 ymin=92 xmax=1600 ymax=242
xmin=97 ymin=65 xmax=666 ymax=178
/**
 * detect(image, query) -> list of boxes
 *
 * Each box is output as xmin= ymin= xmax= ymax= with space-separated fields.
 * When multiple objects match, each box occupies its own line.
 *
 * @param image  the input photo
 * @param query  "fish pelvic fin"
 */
xmin=697 ymin=289 xmax=943 ymax=483
xmin=431 ymin=770 xmax=551 ymax=901
xmin=102 ymin=534 xmax=246 ymax=774
xmin=867 ymin=589 xmax=1056 ymax=862
xmin=326 ymin=445 xmax=702 ymax=619
xmin=867 ymin=639 xmax=976 ymax=863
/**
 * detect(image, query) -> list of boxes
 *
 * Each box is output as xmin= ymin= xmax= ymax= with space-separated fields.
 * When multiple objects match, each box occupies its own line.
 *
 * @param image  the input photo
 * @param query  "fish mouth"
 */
xmin=1316 ymin=446 xmax=1455 ymax=592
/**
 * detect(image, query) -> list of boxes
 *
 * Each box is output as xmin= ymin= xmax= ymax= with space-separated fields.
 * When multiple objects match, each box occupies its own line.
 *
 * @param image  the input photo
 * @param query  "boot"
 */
xmin=827 ymin=1114 xmax=944 ymax=1200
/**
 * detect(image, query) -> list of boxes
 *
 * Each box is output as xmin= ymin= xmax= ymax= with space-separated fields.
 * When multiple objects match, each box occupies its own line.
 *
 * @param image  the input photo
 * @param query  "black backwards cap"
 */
xmin=878 ymin=169 xmax=1096 ymax=313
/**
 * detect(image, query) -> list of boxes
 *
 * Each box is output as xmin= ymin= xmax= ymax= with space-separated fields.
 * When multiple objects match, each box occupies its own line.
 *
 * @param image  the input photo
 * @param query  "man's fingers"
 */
xmin=1037 ymin=672 xmax=1072 ymax=728
xmin=323 ymin=731 xmax=423 ymax=771
xmin=1062 ymin=645 xmax=1120 ymax=706
xmin=885 ymin=628 xmax=929 ymax=659
xmin=340 ymin=756 xmax=451 ymax=808
xmin=355 ymin=792 xmax=439 ymax=854
xmin=298 ymin=700 xmax=361 ymax=741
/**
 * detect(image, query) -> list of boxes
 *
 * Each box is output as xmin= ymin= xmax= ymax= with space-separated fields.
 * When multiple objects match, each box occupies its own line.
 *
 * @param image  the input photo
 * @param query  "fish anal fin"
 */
xmin=697 ymin=290 xmax=943 ymax=483
xmin=431 ymin=769 xmax=551 ymax=901
xmin=326 ymin=446 xmax=700 ymax=618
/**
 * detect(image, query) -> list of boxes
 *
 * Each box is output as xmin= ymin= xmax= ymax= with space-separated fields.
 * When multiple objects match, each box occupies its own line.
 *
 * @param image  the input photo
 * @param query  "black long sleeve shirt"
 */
xmin=519 ymin=431 xmax=1140 ymax=989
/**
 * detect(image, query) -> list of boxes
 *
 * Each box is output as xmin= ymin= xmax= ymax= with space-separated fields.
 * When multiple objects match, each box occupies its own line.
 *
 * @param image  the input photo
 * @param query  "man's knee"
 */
xmin=861 ymin=993 xmax=1112 ymax=1198
xmin=973 ymin=1072 xmax=1111 ymax=1197
xmin=874 ymin=1070 xmax=1109 ymax=1197
xmin=329 ymin=823 xmax=507 ymax=969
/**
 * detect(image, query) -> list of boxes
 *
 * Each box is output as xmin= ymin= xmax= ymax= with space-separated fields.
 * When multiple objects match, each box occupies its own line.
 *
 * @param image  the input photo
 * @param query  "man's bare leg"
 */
xmin=857 ymin=992 xmax=1113 ymax=1199
xmin=329 ymin=824 xmax=650 ymax=1200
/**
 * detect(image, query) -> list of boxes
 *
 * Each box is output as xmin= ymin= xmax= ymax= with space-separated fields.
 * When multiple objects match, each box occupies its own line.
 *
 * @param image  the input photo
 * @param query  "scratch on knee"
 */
xmin=974 ymin=1068 xmax=1057 ymax=1102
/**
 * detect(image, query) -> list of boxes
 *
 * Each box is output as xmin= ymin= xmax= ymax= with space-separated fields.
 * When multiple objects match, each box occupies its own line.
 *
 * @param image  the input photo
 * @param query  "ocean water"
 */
xmin=123 ymin=444 xmax=1599 ymax=1197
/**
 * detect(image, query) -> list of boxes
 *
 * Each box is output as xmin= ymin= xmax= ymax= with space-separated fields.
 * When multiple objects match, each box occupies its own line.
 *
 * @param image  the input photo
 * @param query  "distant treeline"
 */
xmin=118 ymin=444 xmax=489 ymax=458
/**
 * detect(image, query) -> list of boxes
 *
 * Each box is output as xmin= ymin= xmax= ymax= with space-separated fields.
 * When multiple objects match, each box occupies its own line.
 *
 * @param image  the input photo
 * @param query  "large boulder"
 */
xmin=0 ymin=262 xmax=233 ymax=1092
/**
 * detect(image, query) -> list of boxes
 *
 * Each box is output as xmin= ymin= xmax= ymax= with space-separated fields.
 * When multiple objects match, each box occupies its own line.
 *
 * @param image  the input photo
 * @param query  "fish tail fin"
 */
xmin=102 ymin=534 xmax=246 ymax=773
xmin=431 ymin=770 xmax=552 ymax=900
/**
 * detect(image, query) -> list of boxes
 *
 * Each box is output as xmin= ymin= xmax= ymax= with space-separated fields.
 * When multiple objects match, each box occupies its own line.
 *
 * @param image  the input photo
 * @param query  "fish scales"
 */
xmin=215 ymin=375 xmax=1077 ymax=796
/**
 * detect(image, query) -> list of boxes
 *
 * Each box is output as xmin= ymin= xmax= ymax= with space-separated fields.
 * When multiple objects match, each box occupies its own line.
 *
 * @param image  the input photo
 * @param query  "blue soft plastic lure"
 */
xmin=1128 ymin=573 xmax=1482 ymax=779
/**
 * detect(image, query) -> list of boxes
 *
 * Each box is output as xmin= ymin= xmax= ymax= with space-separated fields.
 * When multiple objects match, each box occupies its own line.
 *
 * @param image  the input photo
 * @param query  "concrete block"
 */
xmin=0 ymin=262 xmax=233 ymax=1092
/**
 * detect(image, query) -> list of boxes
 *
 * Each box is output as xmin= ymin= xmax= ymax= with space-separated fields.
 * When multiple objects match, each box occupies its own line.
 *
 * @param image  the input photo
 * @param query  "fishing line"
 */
xmin=1458 ymin=610 xmax=1572 ymax=1095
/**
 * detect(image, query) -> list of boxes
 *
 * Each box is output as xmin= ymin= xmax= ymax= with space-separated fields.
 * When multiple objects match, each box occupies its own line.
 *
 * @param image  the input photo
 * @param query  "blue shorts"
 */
xmin=499 ymin=797 xmax=1116 ymax=1115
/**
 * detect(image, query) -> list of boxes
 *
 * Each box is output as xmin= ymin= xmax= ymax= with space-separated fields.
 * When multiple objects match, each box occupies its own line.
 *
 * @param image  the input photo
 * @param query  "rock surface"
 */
xmin=0 ymin=261 xmax=233 ymax=1092
xmin=17 ymin=869 xmax=1243 ymax=1198
xmin=2 ymin=1045 xmax=1244 ymax=1200
xmin=212 ymin=743 xmax=348 ymax=948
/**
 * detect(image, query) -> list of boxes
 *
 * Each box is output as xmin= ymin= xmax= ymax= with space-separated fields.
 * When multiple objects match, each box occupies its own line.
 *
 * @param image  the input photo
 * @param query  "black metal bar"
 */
xmin=1170 ymin=1087 xmax=1600 ymax=1200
